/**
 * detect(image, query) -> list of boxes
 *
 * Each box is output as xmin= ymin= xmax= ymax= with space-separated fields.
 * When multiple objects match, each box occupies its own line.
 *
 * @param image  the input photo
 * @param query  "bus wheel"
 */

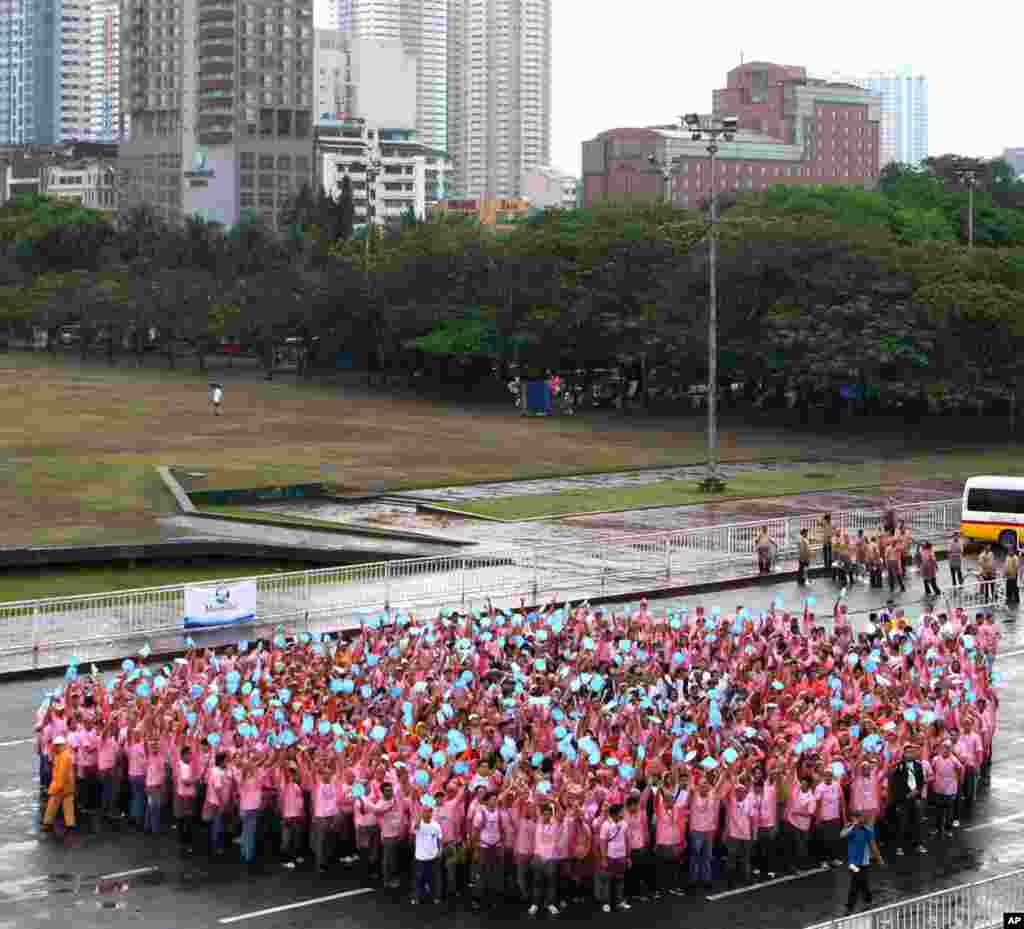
xmin=998 ymin=530 xmax=1018 ymax=552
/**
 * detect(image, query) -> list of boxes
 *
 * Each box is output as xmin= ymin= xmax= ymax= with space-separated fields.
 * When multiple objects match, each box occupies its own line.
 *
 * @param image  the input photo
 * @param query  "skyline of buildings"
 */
xmin=583 ymin=62 xmax=882 ymax=210
xmin=817 ymin=67 xmax=928 ymax=169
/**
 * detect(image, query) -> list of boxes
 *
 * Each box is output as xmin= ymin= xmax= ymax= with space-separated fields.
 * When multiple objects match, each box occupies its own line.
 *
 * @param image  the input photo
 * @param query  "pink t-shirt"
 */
xmin=312 ymin=782 xmax=338 ymax=818
xmin=239 ymin=775 xmax=264 ymax=813
xmin=626 ymin=808 xmax=649 ymax=850
xmin=435 ymin=798 xmax=465 ymax=844
xmin=206 ymin=767 xmax=228 ymax=808
xmin=600 ymin=819 xmax=630 ymax=859
xmin=474 ymin=808 xmax=502 ymax=848
xmin=755 ymin=785 xmax=777 ymax=828
xmin=127 ymin=742 xmax=146 ymax=778
xmin=787 ymin=788 xmax=816 ymax=831
xmin=725 ymin=793 xmax=757 ymax=840
xmin=514 ymin=813 xmax=536 ymax=856
xmin=814 ymin=781 xmax=842 ymax=822
xmin=689 ymin=791 xmax=719 ymax=833
xmin=374 ymin=798 xmax=405 ymax=839
xmin=931 ymin=755 xmax=962 ymax=796
xmin=280 ymin=782 xmax=304 ymax=819
xmin=850 ymin=771 xmax=881 ymax=814
xmin=97 ymin=737 xmax=119 ymax=772
xmin=533 ymin=819 xmax=563 ymax=860
xmin=177 ymin=761 xmax=198 ymax=798
xmin=144 ymin=753 xmax=165 ymax=789
xmin=655 ymin=794 xmax=681 ymax=846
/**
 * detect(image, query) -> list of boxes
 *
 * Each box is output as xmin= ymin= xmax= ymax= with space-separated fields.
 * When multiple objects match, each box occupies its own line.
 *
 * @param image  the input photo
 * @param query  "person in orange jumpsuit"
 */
xmin=42 ymin=735 xmax=76 ymax=832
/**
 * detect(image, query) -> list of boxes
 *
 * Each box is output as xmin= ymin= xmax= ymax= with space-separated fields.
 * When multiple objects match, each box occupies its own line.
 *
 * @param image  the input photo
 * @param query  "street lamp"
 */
xmin=647 ymin=153 xmax=679 ymax=205
xmin=684 ymin=112 xmax=736 ymax=489
xmin=953 ymin=160 xmax=979 ymax=248
xmin=363 ymin=152 xmax=382 ymax=387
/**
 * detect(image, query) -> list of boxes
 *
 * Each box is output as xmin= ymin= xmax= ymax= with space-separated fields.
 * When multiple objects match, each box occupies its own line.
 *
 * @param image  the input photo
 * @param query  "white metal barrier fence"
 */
xmin=0 ymin=498 xmax=963 ymax=674
xmin=809 ymin=866 xmax=1024 ymax=929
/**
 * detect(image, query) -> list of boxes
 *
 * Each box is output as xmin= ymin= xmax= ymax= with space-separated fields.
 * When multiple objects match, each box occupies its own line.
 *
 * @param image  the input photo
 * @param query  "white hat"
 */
xmin=52 ymin=735 xmax=67 ymax=746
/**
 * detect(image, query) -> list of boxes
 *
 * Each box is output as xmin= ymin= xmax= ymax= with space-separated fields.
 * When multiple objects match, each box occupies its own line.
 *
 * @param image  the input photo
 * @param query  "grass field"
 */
xmin=0 ymin=558 xmax=331 ymax=602
xmin=0 ymin=351 xmax=1014 ymax=545
xmin=442 ymin=450 xmax=1024 ymax=520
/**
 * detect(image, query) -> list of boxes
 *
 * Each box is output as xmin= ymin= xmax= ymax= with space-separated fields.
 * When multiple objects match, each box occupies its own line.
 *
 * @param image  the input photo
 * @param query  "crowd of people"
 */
xmin=35 ymin=592 xmax=1002 ymax=918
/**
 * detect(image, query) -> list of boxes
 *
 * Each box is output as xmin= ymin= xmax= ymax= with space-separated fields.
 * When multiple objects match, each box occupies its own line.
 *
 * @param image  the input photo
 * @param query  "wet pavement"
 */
xmin=248 ymin=480 xmax=963 ymax=550
xmin=2 ymin=574 xmax=1024 ymax=929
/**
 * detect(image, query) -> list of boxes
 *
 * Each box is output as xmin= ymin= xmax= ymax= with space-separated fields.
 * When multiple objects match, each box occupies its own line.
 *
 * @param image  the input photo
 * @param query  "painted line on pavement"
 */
xmin=706 ymin=864 xmax=830 ymax=900
xmin=99 ymin=866 xmax=159 ymax=880
xmin=218 ymin=888 xmax=375 ymax=923
xmin=999 ymin=646 xmax=1024 ymax=660
xmin=963 ymin=810 xmax=1024 ymax=833
xmin=0 ymin=738 xmax=34 ymax=748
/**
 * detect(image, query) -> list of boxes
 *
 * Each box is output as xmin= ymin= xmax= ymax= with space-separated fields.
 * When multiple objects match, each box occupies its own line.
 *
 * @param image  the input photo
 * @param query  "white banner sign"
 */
xmin=184 ymin=580 xmax=257 ymax=628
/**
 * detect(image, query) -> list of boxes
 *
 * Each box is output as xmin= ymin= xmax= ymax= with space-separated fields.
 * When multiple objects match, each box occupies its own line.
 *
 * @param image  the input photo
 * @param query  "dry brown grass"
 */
xmin=0 ymin=352 xmax=981 ymax=544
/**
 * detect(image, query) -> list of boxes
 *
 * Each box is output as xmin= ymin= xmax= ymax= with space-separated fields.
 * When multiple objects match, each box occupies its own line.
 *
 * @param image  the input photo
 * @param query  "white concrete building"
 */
xmin=446 ymin=0 xmax=551 ymax=200
xmin=314 ymin=31 xmax=416 ymax=130
xmin=523 ymin=165 xmax=576 ymax=209
xmin=316 ymin=117 xmax=450 ymax=224
xmin=43 ymin=158 xmax=117 ymax=210
xmin=58 ymin=0 xmax=94 ymax=142
xmin=331 ymin=0 xmax=447 ymax=154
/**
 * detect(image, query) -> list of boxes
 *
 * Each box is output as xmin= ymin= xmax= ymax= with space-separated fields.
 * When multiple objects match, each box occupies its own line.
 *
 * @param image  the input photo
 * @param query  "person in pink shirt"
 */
xmin=598 ymin=802 xmax=631 ymax=914
xmin=76 ymin=720 xmax=99 ymax=813
xmin=97 ymin=720 xmax=121 ymax=821
xmin=370 ymin=781 xmax=406 ymax=888
xmin=354 ymin=775 xmax=382 ymax=880
xmin=125 ymin=730 xmax=147 ymax=828
xmin=687 ymin=775 xmax=721 ymax=889
xmin=529 ymin=797 xmax=564 ymax=918
xmin=143 ymin=738 xmax=166 ymax=835
xmin=277 ymin=762 xmax=306 ymax=865
xmin=813 ymin=765 xmax=846 ymax=868
xmin=471 ymin=792 xmax=505 ymax=912
xmin=929 ymin=741 xmax=963 ymax=836
xmin=784 ymin=768 xmax=817 ymax=873
xmin=653 ymin=777 xmax=684 ymax=897
xmin=752 ymin=767 xmax=781 ymax=878
xmin=511 ymin=789 xmax=536 ymax=904
xmin=174 ymin=744 xmax=199 ymax=854
xmin=850 ymin=760 xmax=883 ymax=821
xmin=435 ymin=781 xmax=467 ymax=901
xmin=624 ymin=791 xmax=655 ymax=902
xmin=204 ymin=752 xmax=229 ymax=855
xmin=237 ymin=755 xmax=265 ymax=866
xmin=952 ymin=723 xmax=983 ymax=823
xmin=721 ymin=777 xmax=757 ymax=887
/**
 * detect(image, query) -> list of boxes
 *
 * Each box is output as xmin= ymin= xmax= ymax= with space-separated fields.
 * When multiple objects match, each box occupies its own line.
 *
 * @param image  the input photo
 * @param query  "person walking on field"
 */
xmin=42 ymin=736 xmax=75 ymax=834
xmin=755 ymin=526 xmax=777 ymax=575
xmin=885 ymin=538 xmax=906 ymax=594
xmin=821 ymin=514 xmax=833 ymax=577
xmin=978 ymin=546 xmax=997 ymax=604
xmin=210 ymin=383 xmax=224 ymax=416
xmin=841 ymin=812 xmax=882 ymax=915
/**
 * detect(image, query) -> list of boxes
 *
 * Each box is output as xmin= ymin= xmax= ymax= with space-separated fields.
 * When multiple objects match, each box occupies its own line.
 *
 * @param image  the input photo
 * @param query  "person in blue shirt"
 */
xmin=841 ymin=812 xmax=883 ymax=914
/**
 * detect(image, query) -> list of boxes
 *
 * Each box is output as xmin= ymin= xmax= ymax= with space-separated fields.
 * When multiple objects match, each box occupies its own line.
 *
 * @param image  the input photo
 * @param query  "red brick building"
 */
xmin=582 ymin=62 xmax=882 ymax=209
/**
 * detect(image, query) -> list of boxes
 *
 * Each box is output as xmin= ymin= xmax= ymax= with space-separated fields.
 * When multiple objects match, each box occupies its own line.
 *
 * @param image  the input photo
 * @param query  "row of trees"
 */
xmin=1 ymin=155 xmax=1023 ymax=420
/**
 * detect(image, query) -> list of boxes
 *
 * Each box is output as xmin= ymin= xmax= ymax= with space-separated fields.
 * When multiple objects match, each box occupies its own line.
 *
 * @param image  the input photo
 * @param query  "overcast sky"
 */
xmin=549 ymin=0 xmax=1017 ymax=176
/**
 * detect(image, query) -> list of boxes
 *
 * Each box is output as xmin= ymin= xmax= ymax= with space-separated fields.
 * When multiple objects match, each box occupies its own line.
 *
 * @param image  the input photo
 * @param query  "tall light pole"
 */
xmin=684 ymin=112 xmax=736 ymax=489
xmin=954 ymin=160 xmax=978 ymax=248
xmin=647 ymin=153 xmax=678 ymax=205
xmin=364 ymin=152 xmax=382 ymax=387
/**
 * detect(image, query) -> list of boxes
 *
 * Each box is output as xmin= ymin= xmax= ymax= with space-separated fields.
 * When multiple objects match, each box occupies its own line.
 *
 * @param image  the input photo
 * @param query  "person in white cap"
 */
xmin=210 ymin=383 xmax=224 ymax=416
xmin=42 ymin=735 xmax=76 ymax=833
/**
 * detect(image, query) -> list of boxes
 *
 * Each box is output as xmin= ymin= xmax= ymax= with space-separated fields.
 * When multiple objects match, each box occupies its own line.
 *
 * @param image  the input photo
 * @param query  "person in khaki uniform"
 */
xmin=978 ymin=546 xmax=996 ymax=603
xmin=42 ymin=735 xmax=76 ymax=832
xmin=1005 ymin=548 xmax=1020 ymax=606
xmin=798 ymin=529 xmax=812 ymax=586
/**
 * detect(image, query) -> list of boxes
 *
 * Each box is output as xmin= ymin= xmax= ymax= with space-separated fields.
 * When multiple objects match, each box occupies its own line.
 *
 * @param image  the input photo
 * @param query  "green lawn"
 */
xmin=444 ymin=450 xmax=1024 ymax=520
xmin=0 ymin=558 xmax=334 ymax=602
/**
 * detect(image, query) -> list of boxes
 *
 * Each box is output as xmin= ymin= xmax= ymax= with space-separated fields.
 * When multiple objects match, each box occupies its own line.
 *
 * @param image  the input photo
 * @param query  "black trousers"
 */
xmin=888 ymin=566 xmax=906 ymax=592
xmin=923 ymin=577 xmax=940 ymax=596
xmin=797 ymin=560 xmax=808 ymax=584
xmin=949 ymin=564 xmax=963 ymax=586
xmin=1007 ymin=578 xmax=1019 ymax=605
xmin=846 ymin=863 xmax=873 ymax=909
xmin=822 ymin=543 xmax=833 ymax=571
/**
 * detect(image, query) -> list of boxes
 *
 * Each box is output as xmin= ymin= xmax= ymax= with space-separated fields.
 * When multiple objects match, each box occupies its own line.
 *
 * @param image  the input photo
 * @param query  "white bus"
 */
xmin=960 ymin=475 xmax=1024 ymax=550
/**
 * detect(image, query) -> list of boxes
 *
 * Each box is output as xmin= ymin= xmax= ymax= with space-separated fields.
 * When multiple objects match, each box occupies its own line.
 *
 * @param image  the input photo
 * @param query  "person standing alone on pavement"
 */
xmin=978 ymin=546 xmax=996 ymax=603
xmin=798 ymin=529 xmax=812 ymax=586
xmin=841 ymin=812 xmax=882 ymax=915
xmin=821 ymin=514 xmax=833 ymax=577
xmin=948 ymin=532 xmax=964 ymax=588
xmin=921 ymin=543 xmax=940 ymax=597
xmin=210 ymin=382 xmax=223 ymax=416
xmin=1005 ymin=547 xmax=1020 ymax=606
xmin=42 ymin=735 xmax=75 ymax=834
